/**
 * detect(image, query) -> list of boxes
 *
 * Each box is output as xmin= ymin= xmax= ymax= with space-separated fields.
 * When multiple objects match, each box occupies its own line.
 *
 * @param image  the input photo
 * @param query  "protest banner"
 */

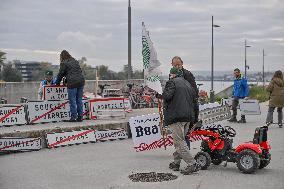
xmin=239 ymin=99 xmax=261 ymax=115
xmin=46 ymin=129 xmax=96 ymax=148
xmin=27 ymin=100 xmax=70 ymax=124
xmin=0 ymin=137 xmax=41 ymax=152
xmin=0 ymin=104 xmax=27 ymax=126
xmin=43 ymin=85 xmax=68 ymax=100
xmin=95 ymin=128 xmax=128 ymax=142
xmin=129 ymin=113 xmax=173 ymax=152
xmin=89 ymin=98 xmax=126 ymax=119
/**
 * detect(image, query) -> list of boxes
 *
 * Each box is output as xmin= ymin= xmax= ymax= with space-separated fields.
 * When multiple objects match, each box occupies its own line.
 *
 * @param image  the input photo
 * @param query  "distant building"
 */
xmin=12 ymin=61 xmax=46 ymax=81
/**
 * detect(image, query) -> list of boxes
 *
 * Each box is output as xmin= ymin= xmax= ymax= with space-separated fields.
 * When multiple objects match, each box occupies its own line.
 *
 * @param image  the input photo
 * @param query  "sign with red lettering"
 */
xmin=0 ymin=137 xmax=41 ymax=151
xmin=46 ymin=129 xmax=96 ymax=148
xmin=89 ymin=98 xmax=126 ymax=119
xmin=27 ymin=100 xmax=70 ymax=124
xmin=43 ymin=85 xmax=68 ymax=100
xmin=0 ymin=104 xmax=27 ymax=126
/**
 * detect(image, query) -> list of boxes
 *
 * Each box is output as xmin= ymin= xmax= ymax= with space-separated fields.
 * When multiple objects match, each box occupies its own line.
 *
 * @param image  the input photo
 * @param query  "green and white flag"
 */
xmin=142 ymin=22 xmax=163 ymax=94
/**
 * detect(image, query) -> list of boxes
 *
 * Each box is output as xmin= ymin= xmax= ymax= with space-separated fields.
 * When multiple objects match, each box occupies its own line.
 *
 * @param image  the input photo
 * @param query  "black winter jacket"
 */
xmin=56 ymin=58 xmax=85 ymax=89
xmin=163 ymin=77 xmax=195 ymax=126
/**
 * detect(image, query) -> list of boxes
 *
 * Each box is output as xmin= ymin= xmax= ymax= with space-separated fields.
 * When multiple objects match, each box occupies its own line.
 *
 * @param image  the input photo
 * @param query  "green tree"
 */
xmin=2 ymin=63 xmax=22 ymax=82
xmin=0 ymin=51 xmax=6 ymax=80
xmin=31 ymin=62 xmax=53 ymax=81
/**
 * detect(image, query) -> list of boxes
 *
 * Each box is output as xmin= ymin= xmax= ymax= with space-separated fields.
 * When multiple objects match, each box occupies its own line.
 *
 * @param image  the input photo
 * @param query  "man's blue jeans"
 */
xmin=67 ymin=86 xmax=84 ymax=120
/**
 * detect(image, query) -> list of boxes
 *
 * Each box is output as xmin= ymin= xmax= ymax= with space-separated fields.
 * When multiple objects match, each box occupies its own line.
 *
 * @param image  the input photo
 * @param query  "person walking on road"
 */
xmin=163 ymin=67 xmax=201 ymax=175
xmin=228 ymin=68 xmax=249 ymax=123
xmin=265 ymin=70 xmax=284 ymax=128
xmin=56 ymin=50 xmax=85 ymax=122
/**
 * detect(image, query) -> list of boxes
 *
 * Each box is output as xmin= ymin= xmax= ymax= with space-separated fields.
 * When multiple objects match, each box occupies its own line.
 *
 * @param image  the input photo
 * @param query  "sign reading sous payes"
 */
xmin=129 ymin=113 xmax=173 ymax=152
xmin=0 ymin=104 xmax=27 ymax=126
xmin=43 ymin=85 xmax=68 ymax=100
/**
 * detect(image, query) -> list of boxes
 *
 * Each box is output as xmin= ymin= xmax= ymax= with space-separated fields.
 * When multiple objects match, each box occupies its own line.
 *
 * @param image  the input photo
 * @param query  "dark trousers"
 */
xmin=266 ymin=107 xmax=283 ymax=124
xmin=232 ymin=97 xmax=245 ymax=119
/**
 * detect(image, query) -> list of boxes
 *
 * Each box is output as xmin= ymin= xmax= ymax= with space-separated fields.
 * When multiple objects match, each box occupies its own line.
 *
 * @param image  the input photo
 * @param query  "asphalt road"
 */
xmin=0 ymin=102 xmax=284 ymax=189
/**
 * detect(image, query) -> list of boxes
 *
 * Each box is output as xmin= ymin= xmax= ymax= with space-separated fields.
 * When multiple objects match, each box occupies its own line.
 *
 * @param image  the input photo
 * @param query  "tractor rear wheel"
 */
xmin=237 ymin=149 xmax=260 ymax=174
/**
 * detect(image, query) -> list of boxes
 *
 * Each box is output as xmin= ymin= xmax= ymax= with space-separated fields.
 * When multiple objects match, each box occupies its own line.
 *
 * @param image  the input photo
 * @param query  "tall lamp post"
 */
xmin=244 ymin=39 xmax=251 ymax=78
xmin=262 ymin=49 xmax=266 ymax=89
xmin=210 ymin=16 xmax=220 ymax=103
xmin=128 ymin=0 xmax=132 ymax=80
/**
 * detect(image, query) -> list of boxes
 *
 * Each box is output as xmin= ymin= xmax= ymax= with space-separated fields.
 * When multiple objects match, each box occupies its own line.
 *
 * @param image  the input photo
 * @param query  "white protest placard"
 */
xmin=27 ymin=100 xmax=70 ymax=124
xmin=95 ymin=128 xmax=128 ymax=142
xmin=0 ymin=137 xmax=41 ymax=151
xmin=46 ymin=129 xmax=96 ymax=148
xmin=43 ymin=85 xmax=68 ymax=100
xmin=89 ymin=98 xmax=126 ymax=119
xmin=0 ymin=104 xmax=27 ymax=126
xmin=221 ymin=98 xmax=233 ymax=106
xmin=239 ymin=99 xmax=261 ymax=115
xmin=129 ymin=113 xmax=173 ymax=152
xmin=124 ymin=98 xmax=132 ymax=113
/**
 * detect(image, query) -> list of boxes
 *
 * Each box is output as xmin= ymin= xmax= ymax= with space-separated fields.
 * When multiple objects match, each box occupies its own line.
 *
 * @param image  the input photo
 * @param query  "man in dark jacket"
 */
xmin=163 ymin=67 xmax=201 ymax=175
xmin=171 ymin=56 xmax=199 ymax=123
xmin=56 ymin=50 xmax=85 ymax=122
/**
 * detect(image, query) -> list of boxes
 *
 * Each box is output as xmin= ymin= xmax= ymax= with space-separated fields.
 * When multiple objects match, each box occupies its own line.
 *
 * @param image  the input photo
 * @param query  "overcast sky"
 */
xmin=0 ymin=0 xmax=283 ymax=74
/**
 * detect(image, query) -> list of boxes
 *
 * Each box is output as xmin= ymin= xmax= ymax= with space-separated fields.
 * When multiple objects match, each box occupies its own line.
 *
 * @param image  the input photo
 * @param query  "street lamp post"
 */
xmin=244 ymin=40 xmax=251 ymax=78
xmin=262 ymin=49 xmax=266 ymax=89
xmin=128 ymin=0 xmax=132 ymax=80
xmin=210 ymin=16 xmax=220 ymax=103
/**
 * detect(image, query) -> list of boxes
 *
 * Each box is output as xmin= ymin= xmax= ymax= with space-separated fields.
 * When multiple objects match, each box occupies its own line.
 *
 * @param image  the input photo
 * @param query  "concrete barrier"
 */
xmin=0 ymin=79 xmax=144 ymax=104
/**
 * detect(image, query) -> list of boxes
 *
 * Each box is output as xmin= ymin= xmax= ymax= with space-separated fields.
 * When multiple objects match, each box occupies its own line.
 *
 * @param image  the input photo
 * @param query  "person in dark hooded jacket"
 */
xmin=56 ymin=50 xmax=85 ymax=122
xmin=266 ymin=70 xmax=284 ymax=128
xmin=163 ymin=67 xmax=201 ymax=175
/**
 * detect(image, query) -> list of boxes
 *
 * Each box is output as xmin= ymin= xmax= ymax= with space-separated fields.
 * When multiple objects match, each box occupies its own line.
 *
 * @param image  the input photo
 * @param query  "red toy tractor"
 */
xmin=188 ymin=124 xmax=271 ymax=174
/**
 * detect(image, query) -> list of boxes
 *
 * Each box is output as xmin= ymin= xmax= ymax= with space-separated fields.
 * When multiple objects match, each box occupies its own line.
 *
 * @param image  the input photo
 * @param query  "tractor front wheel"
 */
xmin=195 ymin=151 xmax=211 ymax=170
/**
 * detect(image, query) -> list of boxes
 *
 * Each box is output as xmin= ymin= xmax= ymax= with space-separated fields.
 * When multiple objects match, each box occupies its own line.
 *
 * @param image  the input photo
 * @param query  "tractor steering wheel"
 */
xmin=225 ymin=126 xmax=236 ymax=137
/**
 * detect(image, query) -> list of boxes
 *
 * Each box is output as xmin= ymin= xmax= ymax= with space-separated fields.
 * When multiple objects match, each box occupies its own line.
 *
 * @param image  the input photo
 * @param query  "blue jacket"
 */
xmin=233 ymin=75 xmax=249 ymax=98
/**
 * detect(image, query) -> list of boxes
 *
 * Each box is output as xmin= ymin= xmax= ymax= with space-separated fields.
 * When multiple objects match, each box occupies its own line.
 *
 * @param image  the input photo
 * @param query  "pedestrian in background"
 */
xmin=163 ymin=67 xmax=201 ymax=175
xmin=56 ymin=50 xmax=85 ymax=122
xmin=38 ymin=70 xmax=57 ymax=100
xmin=265 ymin=70 xmax=284 ymax=128
xmin=228 ymin=68 xmax=249 ymax=123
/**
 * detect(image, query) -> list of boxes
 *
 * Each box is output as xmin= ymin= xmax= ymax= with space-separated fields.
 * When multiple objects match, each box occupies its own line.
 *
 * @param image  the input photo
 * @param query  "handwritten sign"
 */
xmin=43 ymin=85 xmax=68 ymax=100
xmin=239 ymin=99 xmax=261 ymax=115
xmin=0 ymin=137 xmax=41 ymax=151
xmin=46 ymin=129 xmax=96 ymax=148
xmin=0 ymin=104 xmax=27 ymax=126
xmin=89 ymin=98 xmax=126 ymax=119
xmin=129 ymin=113 xmax=173 ymax=152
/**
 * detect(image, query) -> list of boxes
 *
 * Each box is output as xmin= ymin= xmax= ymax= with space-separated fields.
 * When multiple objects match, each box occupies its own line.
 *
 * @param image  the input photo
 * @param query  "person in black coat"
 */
xmin=171 ymin=56 xmax=199 ymax=123
xmin=164 ymin=67 xmax=201 ymax=175
xmin=56 ymin=50 xmax=85 ymax=122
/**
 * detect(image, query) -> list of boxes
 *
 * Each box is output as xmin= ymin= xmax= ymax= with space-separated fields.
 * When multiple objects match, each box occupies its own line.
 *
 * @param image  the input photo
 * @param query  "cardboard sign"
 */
xmin=0 ymin=104 xmax=27 ymax=126
xmin=0 ymin=137 xmax=41 ymax=151
xmin=89 ymin=98 xmax=126 ymax=119
xmin=239 ymin=99 xmax=261 ymax=115
xmin=43 ymin=85 xmax=68 ymax=100
xmin=129 ymin=113 xmax=173 ymax=152
xmin=46 ymin=129 xmax=96 ymax=148
xmin=95 ymin=128 xmax=128 ymax=142
xmin=27 ymin=100 xmax=70 ymax=124
xmin=199 ymin=105 xmax=231 ymax=125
